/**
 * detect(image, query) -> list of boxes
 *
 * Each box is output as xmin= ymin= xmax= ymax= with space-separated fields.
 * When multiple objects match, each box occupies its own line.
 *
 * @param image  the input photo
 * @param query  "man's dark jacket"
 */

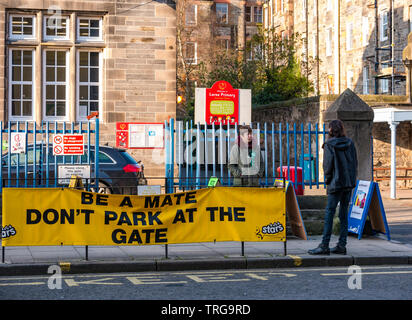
xmin=323 ymin=136 xmax=358 ymax=194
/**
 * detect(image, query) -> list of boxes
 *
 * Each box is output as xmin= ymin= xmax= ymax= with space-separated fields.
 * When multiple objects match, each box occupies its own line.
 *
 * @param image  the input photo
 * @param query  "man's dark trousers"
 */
xmin=321 ymin=190 xmax=352 ymax=248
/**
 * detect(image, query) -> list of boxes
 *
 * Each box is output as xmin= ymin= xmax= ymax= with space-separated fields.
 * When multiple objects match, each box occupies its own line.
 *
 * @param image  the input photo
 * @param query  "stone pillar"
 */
xmin=323 ymin=88 xmax=374 ymax=182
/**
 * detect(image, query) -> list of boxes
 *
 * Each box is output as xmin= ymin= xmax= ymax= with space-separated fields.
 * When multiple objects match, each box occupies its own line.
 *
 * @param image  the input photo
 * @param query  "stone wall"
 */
xmin=253 ymin=94 xmax=412 ymax=188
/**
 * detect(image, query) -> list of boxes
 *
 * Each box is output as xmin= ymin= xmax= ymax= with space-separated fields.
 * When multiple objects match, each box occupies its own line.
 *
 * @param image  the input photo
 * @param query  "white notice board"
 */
xmin=129 ymin=123 xmax=164 ymax=149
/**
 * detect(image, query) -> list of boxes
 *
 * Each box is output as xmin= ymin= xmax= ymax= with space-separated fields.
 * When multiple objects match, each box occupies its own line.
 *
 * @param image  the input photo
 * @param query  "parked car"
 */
xmin=1 ymin=144 xmax=145 ymax=194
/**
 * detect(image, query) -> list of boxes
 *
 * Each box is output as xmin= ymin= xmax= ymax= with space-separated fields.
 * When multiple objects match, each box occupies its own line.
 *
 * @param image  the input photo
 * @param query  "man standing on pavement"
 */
xmin=308 ymin=119 xmax=358 ymax=255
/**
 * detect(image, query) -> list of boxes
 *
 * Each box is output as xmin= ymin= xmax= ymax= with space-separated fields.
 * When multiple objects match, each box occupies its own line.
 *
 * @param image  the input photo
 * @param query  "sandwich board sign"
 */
xmin=274 ymin=179 xmax=307 ymax=240
xmin=348 ymin=180 xmax=390 ymax=240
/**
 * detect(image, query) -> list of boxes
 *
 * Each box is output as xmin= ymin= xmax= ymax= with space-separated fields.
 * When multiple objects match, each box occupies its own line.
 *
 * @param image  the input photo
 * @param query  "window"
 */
xmin=44 ymin=15 xmax=69 ymax=40
xmin=363 ymin=66 xmax=369 ymax=94
xmin=380 ymin=10 xmax=388 ymax=41
xmin=326 ymin=27 xmax=333 ymax=57
xmin=253 ymin=7 xmax=262 ymax=23
xmin=185 ymin=4 xmax=197 ymax=26
xmin=302 ymin=35 xmax=307 ymax=62
xmin=410 ymin=6 xmax=412 ymax=32
xmin=184 ymin=42 xmax=197 ymax=64
xmin=9 ymin=15 xmax=36 ymax=40
xmin=9 ymin=49 xmax=34 ymax=119
xmin=216 ymin=3 xmax=228 ymax=24
xmin=245 ymin=6 xmax=252 ymax=22
xmin=313 ymin=34 xmax=318 ymax=57
xmin=217 ymin=39 xmax=229 ymax=51
xmin=43 ymin=50 xmax=69 ymax=119
xmin=381 ymin=78 xmax=389 ymax=93
xmin=362 ymin=16 xmax=369 ymax=46
xmin=346 ymin=22 xmax=353 ymax=50
xmin=302 ymin=0 xmax=307 ymax=20
xmin=246 ymin=42 xmax=263 ymax=61
xmin=7 ymin=13 xmax=104 ymax=122
xmin=77 ymin=17 xmax=102 ymax=41
xmin=281 ymin=0 xmax=285 ymax=13
xmin=78 ymin=51 xmax=101 ymax=120
xmin=313 ymin=0 xmax=317 ymax=16
xmin=346 ymin=70 xmax=354 ymax=90
xmin=327 ymin=0 xmax=332 ymax=12
xmin=245 ymin=6 xmax=262 ymax=23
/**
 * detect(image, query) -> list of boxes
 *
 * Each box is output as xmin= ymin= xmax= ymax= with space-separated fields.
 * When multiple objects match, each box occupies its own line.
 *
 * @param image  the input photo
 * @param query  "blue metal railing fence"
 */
xmin=165 ymin=120 xmax=328 ymax=193
xmin=0 ymin=118 xmax=99 ymax=192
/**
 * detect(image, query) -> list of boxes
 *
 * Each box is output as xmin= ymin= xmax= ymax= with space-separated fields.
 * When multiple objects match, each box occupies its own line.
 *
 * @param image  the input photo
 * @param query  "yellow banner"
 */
xmin=1 ymin=187 xmax=286 ymax=246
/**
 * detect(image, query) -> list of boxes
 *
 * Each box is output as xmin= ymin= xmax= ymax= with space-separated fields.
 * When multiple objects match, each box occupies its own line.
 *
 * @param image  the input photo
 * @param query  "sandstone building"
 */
xmin=4 ymin=0 xmax=176 ymax=176
xmin=266 ymin=0 xmax=411 ymax=96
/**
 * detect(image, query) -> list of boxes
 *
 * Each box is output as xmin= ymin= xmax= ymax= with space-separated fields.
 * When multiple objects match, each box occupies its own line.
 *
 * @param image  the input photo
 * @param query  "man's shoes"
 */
xmin=330 ymin=244 xmax=347 ymax=255
xmin=308 ymin=244 xmax=330 ymax=255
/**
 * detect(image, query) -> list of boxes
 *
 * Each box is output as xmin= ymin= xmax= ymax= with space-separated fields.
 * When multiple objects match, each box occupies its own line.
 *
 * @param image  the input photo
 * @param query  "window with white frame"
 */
xmin=326 ymin=27 xmax=333 ymax=57
xmin=327 ymin=0 xmax=332 ymax=12
xmin=44 ymin=50 xmax=68 ymax=119
xmin=302 ymin=0 xmax=307 ymax=20
xmin=363 ymin=66 xmax=369 ymax=94
xmin=253 ymin=7 xmax=262 ymax=23
xmin=184 ymin=42 xmax=197 ymax=65
xmin=78 ymin=51 xmax=101 ymax=120
xmin=44 ymin=15 xmax=69 ymax=40
xmin=7 ymin=12 xmax=104 ymax=122
xmin=216 ymin=3 xmax=228 ymax=24
xmin=9 ymin=49 xmax=34 ymax=119
xmin=245 ymin=6 xmax=262 ymax=23
xmin=9 ymin=15 xmax=36 ymax=40
xmin=381 ymin=78 xmax=389 ymax=93
xmin=185 ymin=4 xmax=197 ymax=26
xmin=380 ymin=10 xmax=389 ymax=41
xmin=77 ymin=17 xmax=103 ymax=41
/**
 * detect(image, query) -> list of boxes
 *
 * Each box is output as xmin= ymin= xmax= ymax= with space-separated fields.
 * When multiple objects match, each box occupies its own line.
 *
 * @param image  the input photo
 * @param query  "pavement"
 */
xmin=1 ymin=187 xmax=411 ymax=276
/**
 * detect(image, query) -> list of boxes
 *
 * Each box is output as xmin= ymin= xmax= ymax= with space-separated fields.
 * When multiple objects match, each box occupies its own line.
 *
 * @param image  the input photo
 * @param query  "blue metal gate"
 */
xmin=165 ymin=119 xmax=328 ymax=193
xmin=0 ymin=118 xmax=99 ymax=192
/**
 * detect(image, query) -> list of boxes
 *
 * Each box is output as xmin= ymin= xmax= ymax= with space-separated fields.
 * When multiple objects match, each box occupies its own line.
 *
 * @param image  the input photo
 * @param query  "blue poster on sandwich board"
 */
xmin=348 ymin=180 xmax=390 ymax=240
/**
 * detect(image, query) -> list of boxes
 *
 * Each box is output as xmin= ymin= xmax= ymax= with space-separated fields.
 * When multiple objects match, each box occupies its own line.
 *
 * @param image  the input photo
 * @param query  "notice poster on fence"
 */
xmin=116 ymin=122 xmax=164 ymax=149
xmin=1 ymin=187 xmax=286 ymax=246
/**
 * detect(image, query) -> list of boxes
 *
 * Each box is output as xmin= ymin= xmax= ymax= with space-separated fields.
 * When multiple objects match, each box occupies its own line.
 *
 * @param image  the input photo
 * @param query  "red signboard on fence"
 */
xmin=53 ymin=134 xmax=84 ymax=156
xmin=205 ymin=80 xmax=239 ymax=125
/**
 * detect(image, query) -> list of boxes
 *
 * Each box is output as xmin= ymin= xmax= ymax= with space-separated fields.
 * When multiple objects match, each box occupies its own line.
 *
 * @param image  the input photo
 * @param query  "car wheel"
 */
xmin=90 ymin=181 xmax=112 ymax=194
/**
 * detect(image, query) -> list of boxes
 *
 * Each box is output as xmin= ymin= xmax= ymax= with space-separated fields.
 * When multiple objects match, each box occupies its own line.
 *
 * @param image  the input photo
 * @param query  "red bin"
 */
xmin=277 ymin=166 xmax=304 ymax=195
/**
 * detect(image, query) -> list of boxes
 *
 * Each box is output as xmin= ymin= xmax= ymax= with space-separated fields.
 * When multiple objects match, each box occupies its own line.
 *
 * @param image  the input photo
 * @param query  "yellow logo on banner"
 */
xmin=2 ymin=187 xmax=286 ymax=246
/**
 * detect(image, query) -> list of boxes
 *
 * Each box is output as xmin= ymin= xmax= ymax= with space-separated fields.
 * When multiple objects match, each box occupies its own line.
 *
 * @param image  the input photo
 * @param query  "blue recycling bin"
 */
xmin=303 ymin=154 xmax=316 ymax=182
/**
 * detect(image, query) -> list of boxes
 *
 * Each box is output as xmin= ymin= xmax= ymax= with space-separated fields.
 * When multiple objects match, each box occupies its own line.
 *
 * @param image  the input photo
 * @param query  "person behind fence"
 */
xmin=308 ymin=119 xmax=358 ymax=255
xmin=229 ymin=125 xmax=264 ymax=187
